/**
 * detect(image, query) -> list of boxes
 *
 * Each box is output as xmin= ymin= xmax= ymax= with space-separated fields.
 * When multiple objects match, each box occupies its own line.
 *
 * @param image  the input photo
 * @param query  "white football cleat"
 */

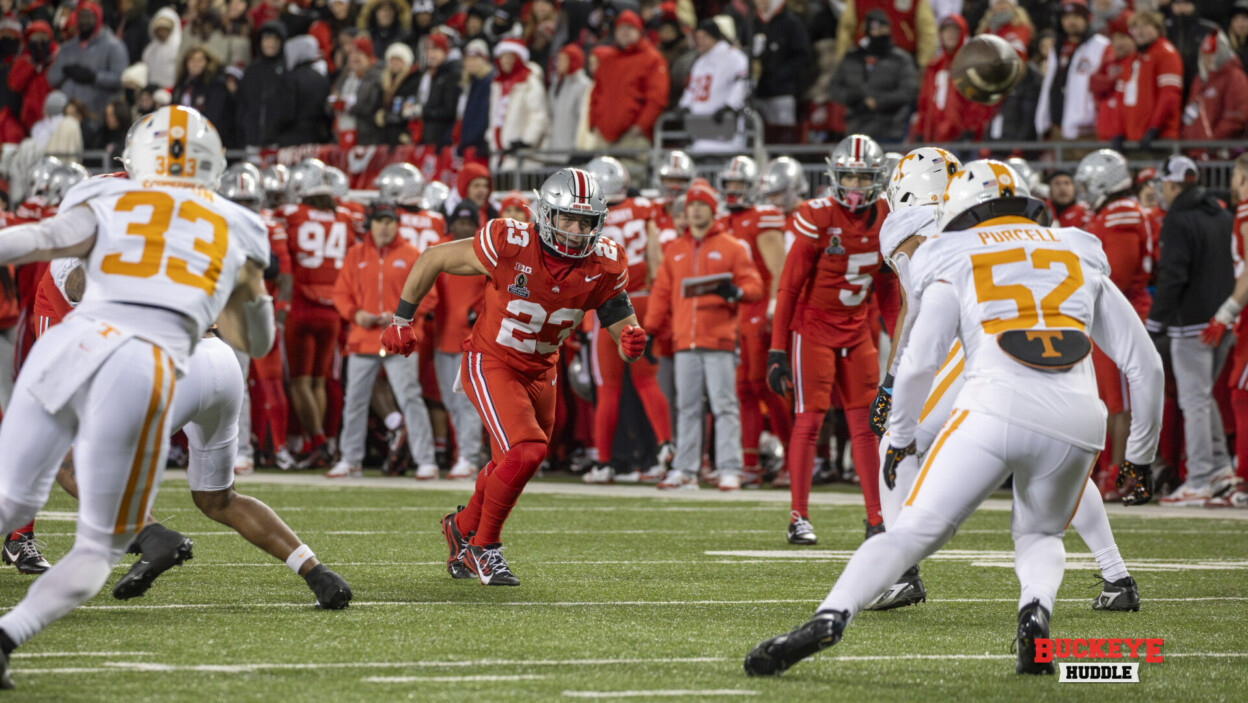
xmin=718 ymin=473 xmax=742 ymax=491
xmin=1160 ymin=481 xmax=1212 ymax=507
xmin=275 ymin=447 xmax=296 ymax=471
xmin=447 ymin=457 xmax=476 ymax=480
xmin=614 ymin=470 xmax=642 ymax=483
xmin=414 ymin=464 xmax=440 ymax=480
xmin=582 ymin=464 xmax=614 ymax=484
xmin=325 ymin=462 xmax=362 ymax=479
xmin=657 ymin=469 xmax=699 ymax=490
xmin=1210 ymin=466 xmax=1242 ymax=497
xmin=233 ymin=454 xmax=254 ymax=475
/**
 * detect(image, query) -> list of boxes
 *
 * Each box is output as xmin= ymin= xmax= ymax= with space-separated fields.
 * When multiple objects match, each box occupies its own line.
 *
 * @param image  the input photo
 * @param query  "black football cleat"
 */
xmin=441 ymin=506 xmax=474 ymax=580
xmin=786 ymin=512 xmax=818 ymax=545
xmin=463 ymin=543 xmax=520 ymax=586
xmin=2 ymin=532 xmax=50 ymax=575
xmin=865 ymin=565 xmax=927 ymax=611
xmin=296 ymin=443 xmax=336 ymax=470
xmin=864 ymin=519 xmax=885 ymax=540
xmin=1092 ymin=574 xmax=1140 ymax=612
xmin=112 ymin=523 xmax=194 ymax=600
xmin=304 ymin=563 xmax=353 ymax=609
xmin=1016 ymin=599 xmax=1055 ymax=675
xmin=745 ymin=610 xmax=847 ymax=677
xmin=0 ymin=648 xmax=11 ymax=690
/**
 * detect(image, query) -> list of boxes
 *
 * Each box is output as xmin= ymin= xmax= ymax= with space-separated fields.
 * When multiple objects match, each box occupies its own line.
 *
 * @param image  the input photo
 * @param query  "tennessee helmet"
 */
xmin=325 ymin=166 xmax=350 ymax=200
xmin=535 ymin=168 xmax=608 ymax=258
xmin=584 ymin=156 xmax=630 ymax=205
xmin=886 ymin=147 xmax=962 ymax=211
xmin=219 ymin=162 xmax=264 ymax=205
xmin=287 ymin=158 xmax=334 ymax=201
xmin=374 ymin=163 xmax=425 ymax=206
xmin=654 ymin=150 xmax=695 ymax=199
xmin=826 ymin=134 xmax=886 ymax=211
xmin=937 ymin=159 xmax=1050 ymax=232
xmin=45 ymin=163 xmax=89 ymax=206
xmin=1074 ymin=149 xmax=1132 ymax=212
xmin=717 ymin=155 xmax=758 ymax=209
xmin=28 ymin=155 xmax=63 ymax=201
xmin=123 ymin=105 xmax=225 ymax=188
xmin=757 ymin=156 xmax=808 ymax=212
xmin=420 ymin=180 xmax=451 ymax=214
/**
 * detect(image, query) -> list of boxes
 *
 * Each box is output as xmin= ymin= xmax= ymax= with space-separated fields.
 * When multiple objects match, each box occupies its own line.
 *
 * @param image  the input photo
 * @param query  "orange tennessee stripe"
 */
xmin=115 ymin=347 xmax=165 ymax=534
xmin=135 ymin=351 xmax=175 ymax=532
xmin=920 ymin=357 xmax=965 ymax=423
xmin=905 ymin=409 xmax=969 ymax=507
xmin=1066 ymin=452 xmax=1100 ymax=529
xmin=168 ymin=106 xmax=189 ymax=176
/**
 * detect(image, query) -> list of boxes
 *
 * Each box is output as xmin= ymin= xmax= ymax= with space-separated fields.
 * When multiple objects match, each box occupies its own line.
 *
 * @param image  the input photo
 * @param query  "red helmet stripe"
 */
xmin=575 ymin=169 xmax=587 ymax=199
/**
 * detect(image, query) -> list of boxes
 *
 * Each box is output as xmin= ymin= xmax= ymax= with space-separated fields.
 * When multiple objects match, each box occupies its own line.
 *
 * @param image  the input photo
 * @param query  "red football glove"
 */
xmin=380 ymin=316 xmax=419 ymax=357
xmin=620 ymin=324 xmax=647 ymax=361
xmin=1202 ymin=319 xmax=1229 ymax=347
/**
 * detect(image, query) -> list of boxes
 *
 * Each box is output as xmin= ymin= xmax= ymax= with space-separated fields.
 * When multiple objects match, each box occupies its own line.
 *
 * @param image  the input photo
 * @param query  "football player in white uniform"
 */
xmin=865 ymin=150 xmax=1144 ymax=613
xmin=745 ymin=159 xmax=1163 ymax=677
xmin=0 ymin=106 xmax=324 ymax=690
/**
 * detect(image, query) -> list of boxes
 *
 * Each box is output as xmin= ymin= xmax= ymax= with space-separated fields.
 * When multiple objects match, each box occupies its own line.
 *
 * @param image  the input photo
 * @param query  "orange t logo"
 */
xmin=1026 ymin=330 xmax=1065 ymax=358
xmin=98 ymin=324 xmax=120 ymax=339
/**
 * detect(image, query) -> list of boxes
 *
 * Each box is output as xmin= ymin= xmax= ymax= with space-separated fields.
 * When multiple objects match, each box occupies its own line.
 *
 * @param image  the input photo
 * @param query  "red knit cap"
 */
xmin=500 ymin=191 xmax=529 ymax=212
xmin=428 ymin=32 xmax=450 ymax=53
xmin=353 ymin=36 xmax=375 ymax=61
xmin=684 ymin=183 xmax=718 ymax=212
xmin=615 ymin=10 xmax=643 ymax=30
xmin=559 ymin=43 xmax=585 ymax=74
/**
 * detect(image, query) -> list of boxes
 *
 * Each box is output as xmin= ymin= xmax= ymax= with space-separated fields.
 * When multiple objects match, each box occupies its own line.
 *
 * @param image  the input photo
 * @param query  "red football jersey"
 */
xmin=1051 ymin=201 xmax=1088 ymax=228
xmin=396 ymin=205 xmax=449 ymax=252
xmin=469 ymin=218 xmax=629 ymax=376
xmin=1120 ymin=37 xmax=1183 ymax=140
xmin=773 ymin=197 xmax=887 ymax=349
xmin=652 ymin=200 xmax=680 ymax=248
xmin=723 ymin=205 xmax=786 ymax=297
xmin=601 ymin=197 xmax=655 ymax=293
xmin=276 ymin=203 xmax=353 ymax=307
xmin=11 ymin=199 xmax=55 ymax=223
xmin=1084 ymin=197 xmax=1152 ymax=318
xmin=31 ymin=267 xmax=73 ymax=328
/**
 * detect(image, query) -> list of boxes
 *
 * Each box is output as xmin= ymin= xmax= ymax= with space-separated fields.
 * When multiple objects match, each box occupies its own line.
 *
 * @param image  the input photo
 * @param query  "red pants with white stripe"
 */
xmin=591 ymin=296 xmax=671 ymax=462
xmin=461 ymin=350 xmax=557 ymax=462
xmin=737 ymin=310 xmax=792 ymax=470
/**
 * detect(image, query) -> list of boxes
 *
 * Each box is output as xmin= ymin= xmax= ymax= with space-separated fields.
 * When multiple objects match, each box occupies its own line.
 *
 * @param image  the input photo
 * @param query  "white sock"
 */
xmin=1070 ymin=477 xmax=1118 ymax=551
xmin=1014 ymin=532 xmax=1065 ymax=613
xmin=1093 ymin=546 xmax=1130 ymax=582
xmin=384 ymin=412 xmax=403 ymax=431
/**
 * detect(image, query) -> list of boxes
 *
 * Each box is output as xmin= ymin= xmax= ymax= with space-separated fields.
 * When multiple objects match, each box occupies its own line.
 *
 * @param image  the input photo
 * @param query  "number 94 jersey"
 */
xmin=471 ymin=218 xmax=629 ymax=377
xmin=62 ymin=177 xmax=269 ymax=338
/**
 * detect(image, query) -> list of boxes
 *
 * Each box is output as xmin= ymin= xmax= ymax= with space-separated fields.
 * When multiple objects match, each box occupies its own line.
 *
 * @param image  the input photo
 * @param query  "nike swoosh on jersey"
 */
xmin=585 ymin=274 xmax=603 ymax=282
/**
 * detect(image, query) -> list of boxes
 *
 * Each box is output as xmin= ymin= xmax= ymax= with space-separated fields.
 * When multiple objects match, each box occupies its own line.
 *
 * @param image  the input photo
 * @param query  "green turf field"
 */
xmin=3 ymin=476 xmax=1246 ymax=702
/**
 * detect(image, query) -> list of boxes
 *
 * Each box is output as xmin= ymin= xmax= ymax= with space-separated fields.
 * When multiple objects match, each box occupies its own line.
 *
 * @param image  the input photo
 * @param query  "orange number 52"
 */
xmin=971 ymin=247 xmax=1085 ymax=334
xmin=102 ymin=191 xmax=228 ymax=295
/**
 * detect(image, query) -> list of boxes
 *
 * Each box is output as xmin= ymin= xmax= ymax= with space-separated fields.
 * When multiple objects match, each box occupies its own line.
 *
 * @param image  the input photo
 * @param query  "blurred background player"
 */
xmin=1046 ymin=170 xmax=1087 ymax=227
xmin=646 ymin=182 xmax=763 ymax=491
xmin=581 ymin=156 xmax=671 ymax=484
xmin=652 ymin=150 xmax=696 ymax=245
xmin=718 ymin=156 xmax=791 ymax=486
xmin=383 ymin=168 xmax=648 ymax=586
xmin=767 ymin=134 xmax=896 ymax=544
xmin=1209 ymin=154 xmax=1248 ymax=508
xmin=756 ymin=156 xmax=809 ymax=252
xmin=276 ymin=158 xmax=355 ymax=469
xmin=330 ymin=204 xmax=439 ymax=479
xmin=499 ymin=192 xmax=531 ymax=222
xmin=326 ymin=165 xmax=366 ymax=238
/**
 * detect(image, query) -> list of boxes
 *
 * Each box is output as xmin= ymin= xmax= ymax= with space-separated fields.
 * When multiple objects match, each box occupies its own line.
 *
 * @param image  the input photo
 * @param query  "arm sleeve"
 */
xmin=596 ymin=290 xmax=636 ymax=328
xmin=1091 ymin=275 xmax=1164 ymax=464
xmin=769 ymin=235 xmax=820 ymax=351
xmin=888 ymin=285 xmax=920 ymax=377
xmin=888 ymin=281 xmax=961 ymax=448
xmin=0 ymin=206 xmax=98 ymax=264
xmin=1146 ymin=217 xmax=1189 ymax=330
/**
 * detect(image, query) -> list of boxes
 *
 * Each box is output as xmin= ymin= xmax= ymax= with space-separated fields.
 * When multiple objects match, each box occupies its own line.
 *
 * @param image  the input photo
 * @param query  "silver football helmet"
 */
xmin=757 ymin=156 xmax=808 ymax=212
xmin=374 ymin=162 xmax=426 ymax=207
xmin=219 ymin=162 xmax=264 ymax=205
xmin=535 ymin=168 xmax=608 ymax=258
xmin=28 ymin=155 xmax=63 ymax=201
xmin=883 ymin=151 xmax=904 ymax=180
xmin=1074 ymin=149 xmax=1132 ymax=212
xmin=261 ymin=164 xmax=290 ymax=206
xmin=1006 ymin=157 xmax=1049 ymax=201
xmin=584 ymin=156 xmax=630 ymax=205
xmin=654 ymin=150 xmax=695 ymax=198
xmin=717 ymin=155 xmax=758 ymax=209
xmin=827 ymin=134 xmax=886 ymax=210
xmin=325 ymin=166 xmax=350 ymax=200
xmin=45 ymin=163 xmax=89 ymax=206
xmin=420 ymin=180 xmax=451 ymax=213
xmin=287 ymin=158 xmax=334 ymax=201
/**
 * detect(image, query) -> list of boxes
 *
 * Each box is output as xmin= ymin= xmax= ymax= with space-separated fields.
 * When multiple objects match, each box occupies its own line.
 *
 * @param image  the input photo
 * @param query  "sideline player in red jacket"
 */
xmin=768 ymin=135 xmax=891 ymax=545
xmin=382 ymin=169 xmax=648 ymax=586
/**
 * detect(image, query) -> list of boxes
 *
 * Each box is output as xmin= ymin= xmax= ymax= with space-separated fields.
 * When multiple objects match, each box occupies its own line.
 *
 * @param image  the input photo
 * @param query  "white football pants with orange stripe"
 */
xmin=827 ymin=410 xmax=1098 ymax=618
xmin=0 ymin=321 xmax=178 ymax=648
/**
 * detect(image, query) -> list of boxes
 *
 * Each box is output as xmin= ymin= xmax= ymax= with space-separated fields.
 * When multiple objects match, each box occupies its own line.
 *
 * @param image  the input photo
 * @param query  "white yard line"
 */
xmin=562 ymin=691 xmax=758 ymax=699
xmin=364 ymin=674 xmax=547 ymax=683
xmin=12 ymin=651 xmax=152 ymax=658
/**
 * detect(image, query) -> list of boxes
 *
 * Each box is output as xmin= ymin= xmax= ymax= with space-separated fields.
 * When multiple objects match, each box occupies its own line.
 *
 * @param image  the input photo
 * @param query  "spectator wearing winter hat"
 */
xmin=359 ymin=0 xmax=412 ymax=59
xmin=1114 ymin=10 xmax=1182 ymax=150
xmin=588 ymin=11 xmax=668 ymax=174
xmin=490 ymin=37 xmax=548 ymax=172
xmin=498 ymin=191 xmax=529 ymax=222
xmin=463 ymin=3 xmax=493 ymax=47
xmin=417 ymin=32 xmax=462 ymax=147
xmin=1089 ymin=11 xmax=1137 ymax=141
xmin=1036 ymin=0 xmax=1110 ymax=140
xmin=653 ymin=5 xmax=695 ymax=107
xmin=1181 ymin=30 xmax=1248 ymax=141
xmin=143 ymin=7 xmax=183 ymax=89
xmin=830 ymin=9 xmax=917 ymax=142
xmin=837 ymin=0 xmax=937 ymax=67
xmin=331 ymin=36 xmax=384 ymax=146
xmin=1167 ymin=0 xmax=1220 ymax=99
xmin=8 ymin=21 xmax=56 ymax=137
xmin=0 ymin=18 xmax=25 ymax=143
xmin=453 ymin=161 xmax=498 ymax=224
xmin=377 ymin=39 xmax=419 ymax=144
xmin=237 ymin=21 xmax=288 ymax=147
xmin=279 ymin=35 xmax=333 ymax=146
xmin=408 ymin=0 xmax=437 ymax=51
xmin=913 ymin=14 xmax=994 ymax=143
xmin=975 ymin=0 xmax=1034 ymax=59
xmin=523 ymin=0 xmax=560 ymax=72
xmin=546 ymin=43 xmax=591 ymax=161
xmin=752 ymin=0 xmax=813 ymax=144
xmin=47 ymin=1 xmax=129 ymax=127
xmin=457 ymin=38 xmax=494 ymax=157
xmin=679 ymin=19 xmax=749 ymax=154
xmin=181 ymin=6 xmax=252 ymax=69
xmin=172 ymin=47 xmax=237 ymax=147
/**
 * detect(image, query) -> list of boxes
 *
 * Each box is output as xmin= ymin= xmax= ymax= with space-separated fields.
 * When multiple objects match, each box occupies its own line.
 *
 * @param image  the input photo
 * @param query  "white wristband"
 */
xmin=1214 ymin=296 xmax=1243 ymax=326
xmin=286 ymin=545 xmax=316 ymax=574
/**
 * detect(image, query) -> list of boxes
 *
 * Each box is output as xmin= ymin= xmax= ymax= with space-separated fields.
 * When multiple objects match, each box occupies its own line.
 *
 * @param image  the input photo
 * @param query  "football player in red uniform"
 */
xmin=651 ymin=150 xmax=696 ymax=246
xmin=1209 ymin=153 xmax=1248 ymax=506
xmin=275 ymin=158 xmax=355 ymax=468
xmin=768 ymin=135 xmax=892 ymax=544
xmin=580 ymin=157 xmax=671 ymax=484
xmin=327 ymin=165 xmax=367 ymax=238
xmin=757 ymin=156 xmax=810 ymax=253
xmin=382 ymin=169 xmax=648 ymax=586
xmin=718 ymin=156 xmax=792 ymax=485
xmin=11 ymin=157 xmax=73 ymax=378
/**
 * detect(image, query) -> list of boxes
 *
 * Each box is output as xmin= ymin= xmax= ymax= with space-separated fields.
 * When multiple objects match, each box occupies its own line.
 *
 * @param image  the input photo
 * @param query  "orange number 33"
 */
xmin=102 ymin=191 xmax=229 ymax=295
xmin=971 ymin=247 xmax=1085 ymax=334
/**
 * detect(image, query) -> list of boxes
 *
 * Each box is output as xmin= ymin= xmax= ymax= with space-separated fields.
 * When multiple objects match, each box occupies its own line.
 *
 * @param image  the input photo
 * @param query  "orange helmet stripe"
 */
xmin=167 ymin=106 xmax=189 ymax=177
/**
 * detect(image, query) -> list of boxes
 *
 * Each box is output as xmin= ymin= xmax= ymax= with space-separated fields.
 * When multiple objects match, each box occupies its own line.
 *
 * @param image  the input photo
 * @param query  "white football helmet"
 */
xmin=937 ymin=159 xmax=1050 ymax=232
xmin=654 ymin=150 xmax=695 ymax=198
xmin=219 ymin=162 xmax=264 ymax=205
xmin=374 ymin=163 xmax=425 ymax=206
xmin=584 ymin=156 xmax=630 ymax=205
xmin=826 ymin=134 xmax=886 ymax=211
xmin=28 ymin=155 xmax=62 ymax=201
xmin=886 ymin=147 xmax=962 ymax=211
xmin=717 ymin=155 xmax=758 ymax=209
xmin=1074 ymin=149 xmax=1132 ymax=212
xmin=287 ymin=158 xmax=334 ymax=201
xmin=420 ymin=180 xmax=451 ymax=213
xmin=325 ymin=166 xmax=350 ymax=200
xmin=535 ymin=168 xmax=608 ymax=258
xmin=756 ymin=156 xmax=808 ymax=212
xmin=123 ymin=106 xmax=225 ymax=188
